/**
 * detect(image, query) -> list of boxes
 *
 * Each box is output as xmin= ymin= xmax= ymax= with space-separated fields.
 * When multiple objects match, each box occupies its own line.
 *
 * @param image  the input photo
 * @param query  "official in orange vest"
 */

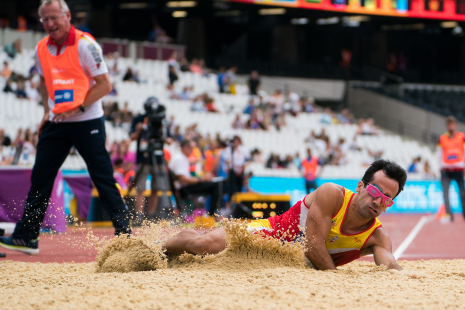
xmin=0 ymin=0 xmax=131 ymax=255
xmin=438 ymin=116 xmax=465 ymax=222
xmin=301 ymin=148 xmax=321 ymax=194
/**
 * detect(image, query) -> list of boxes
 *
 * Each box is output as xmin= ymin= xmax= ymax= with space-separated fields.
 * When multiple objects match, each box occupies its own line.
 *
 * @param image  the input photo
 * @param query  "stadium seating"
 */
xmin=0 ymin=47 xmax=439 ymax=179
xmin=361 ymin=83 xmax=465 ymax=123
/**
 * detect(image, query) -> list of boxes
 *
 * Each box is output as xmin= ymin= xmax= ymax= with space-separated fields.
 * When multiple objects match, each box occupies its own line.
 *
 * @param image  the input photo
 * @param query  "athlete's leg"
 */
xmin=441 ymin=170 xmax=453 ymax=219
xmin=452 ymin=170 xmax=465 ymax=220
xmin=164 ymin=227 xmax=227 ymax=256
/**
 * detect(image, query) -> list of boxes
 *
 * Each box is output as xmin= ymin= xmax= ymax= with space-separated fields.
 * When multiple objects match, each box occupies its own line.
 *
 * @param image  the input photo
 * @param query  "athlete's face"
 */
xmin=39 ymin=2 xmax=71 ymax=43
xmin=355 ymin=170 xmax=399 ymax=219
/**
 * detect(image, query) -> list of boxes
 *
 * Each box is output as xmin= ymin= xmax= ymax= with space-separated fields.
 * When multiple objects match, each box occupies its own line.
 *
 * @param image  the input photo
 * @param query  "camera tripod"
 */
xmin=127 ymin=137 xmax=173 ymax=220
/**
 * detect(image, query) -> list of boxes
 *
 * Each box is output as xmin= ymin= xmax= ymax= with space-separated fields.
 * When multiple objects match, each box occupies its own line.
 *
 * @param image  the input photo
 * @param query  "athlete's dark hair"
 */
xmin=361 ymin=160 xmax=407 ymax=198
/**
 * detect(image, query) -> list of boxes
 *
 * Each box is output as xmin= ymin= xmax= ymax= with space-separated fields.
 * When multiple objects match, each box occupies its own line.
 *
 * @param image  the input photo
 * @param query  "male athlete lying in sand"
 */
xmin=164 ymin=160 xmax=411 ymax=272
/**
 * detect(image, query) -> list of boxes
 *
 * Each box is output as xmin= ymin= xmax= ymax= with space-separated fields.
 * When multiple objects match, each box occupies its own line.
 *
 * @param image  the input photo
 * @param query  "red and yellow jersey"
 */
xmin=438 ymin=132 xmax=465 ymax=169
xmin=255 ymin=187 xmax=382 ymax=267
xmin=325 ymin=189 xmax=382 ymax=266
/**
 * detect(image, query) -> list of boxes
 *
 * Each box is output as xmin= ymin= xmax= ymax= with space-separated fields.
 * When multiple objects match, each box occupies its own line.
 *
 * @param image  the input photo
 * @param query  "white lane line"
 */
xmin=393 ymin=215 xmax=430 ymax=260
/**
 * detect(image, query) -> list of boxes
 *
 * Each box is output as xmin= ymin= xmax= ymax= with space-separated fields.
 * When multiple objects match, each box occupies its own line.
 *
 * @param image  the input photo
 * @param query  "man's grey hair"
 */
xmin=38 ymin=0 xmax=70 ymax=15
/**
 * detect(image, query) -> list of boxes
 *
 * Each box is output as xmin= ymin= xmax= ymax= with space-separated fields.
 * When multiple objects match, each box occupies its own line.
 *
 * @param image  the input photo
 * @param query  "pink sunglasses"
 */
xmin=364 ymin=182 xmax=394 ymax=208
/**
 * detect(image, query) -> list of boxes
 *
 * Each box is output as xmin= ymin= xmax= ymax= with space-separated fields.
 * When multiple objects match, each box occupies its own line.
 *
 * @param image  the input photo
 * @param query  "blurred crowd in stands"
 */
xmin=0 ymin=42 xmax=432 ymax=182
xmin=1 ymin=40 xmax=42 ymax=102
xmin=0 ymin=128 xmax=37 ymax=166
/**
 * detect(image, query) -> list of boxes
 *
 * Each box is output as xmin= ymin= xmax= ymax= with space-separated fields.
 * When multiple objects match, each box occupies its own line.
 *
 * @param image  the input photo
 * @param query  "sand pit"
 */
xmin=1 ymin=222 xmax=465 ymax=309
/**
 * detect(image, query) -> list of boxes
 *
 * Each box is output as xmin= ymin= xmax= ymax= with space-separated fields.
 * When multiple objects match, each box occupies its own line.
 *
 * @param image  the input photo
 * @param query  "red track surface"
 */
xmin=1 ymin=214 xmax=464 ymax=264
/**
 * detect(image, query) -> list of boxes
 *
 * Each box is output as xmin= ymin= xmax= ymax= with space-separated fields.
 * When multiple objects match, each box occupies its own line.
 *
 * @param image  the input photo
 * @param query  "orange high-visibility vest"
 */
xmin=439 ymin=132 xmax=465 ymax=168
xmin=204 ymin=149 xmax=219 ymax=173
xmin=301 ymin=156 xmax=318 ymax=181
xmin=37 ymin=28 xmax=93 ymax=114
xmin=189 ymin=147 xmax=202 ymax=173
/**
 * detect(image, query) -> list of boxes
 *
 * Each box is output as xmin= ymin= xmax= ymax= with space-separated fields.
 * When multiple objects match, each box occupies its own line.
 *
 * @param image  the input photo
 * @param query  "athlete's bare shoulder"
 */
xmin=304 ymin=182 xmax=345 ymax=215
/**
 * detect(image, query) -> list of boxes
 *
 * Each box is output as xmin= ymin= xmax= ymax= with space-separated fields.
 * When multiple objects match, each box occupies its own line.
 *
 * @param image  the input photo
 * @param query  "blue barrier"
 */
xmin=249 ymin=177 xmax=463 ymax=214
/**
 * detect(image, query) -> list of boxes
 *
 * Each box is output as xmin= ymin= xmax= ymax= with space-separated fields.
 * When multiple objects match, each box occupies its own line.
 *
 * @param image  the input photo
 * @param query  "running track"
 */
xmin=1 ymin=214 xmax=465 ymax=263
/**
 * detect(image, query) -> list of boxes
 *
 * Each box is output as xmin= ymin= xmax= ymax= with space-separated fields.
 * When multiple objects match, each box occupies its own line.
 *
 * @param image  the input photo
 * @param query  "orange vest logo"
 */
xmin=328 ymin=235 xmax=339 ymax=243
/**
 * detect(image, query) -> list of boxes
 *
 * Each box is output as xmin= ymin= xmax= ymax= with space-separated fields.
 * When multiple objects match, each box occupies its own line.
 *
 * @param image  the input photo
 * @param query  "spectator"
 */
xmin=166 ymin=115 xmax=177 ymax=138
xmin=179 ymin=57 xmax=190 ymax=72
xmin=180 ymin=86 xmax=193 ymax=100
xmin=232 ymin=114 xmax=245 ymax=129
xmin=225 ymin=66 xmax=238 ymax=95
xmin=3 ymin=80 xmax=14 ymax=93
xmin=112 ymin=158 xmax=127 ymax=190
xmin=123 ymin=68 xmax=136 ymax=82
xmin=168 ymin=65 xmax=178 ymax=85
xmin=337 ymin=109 xmax=350 ymax=124
xmin=423 ymin=160 xmax=436 ymax=180
xmin=3 ymin=39 xmax=22 ymax=59
xmin=275 ymin=112 xmax=287 ymax=131
xmin=293 ymin=152 xmax=301 ymax=169
xmin=168 ymin=51 xmax=180 ymax=72
xmin=15 ymin=79 xmax=27 ymax=99
xmin=242 ymin=172 xmax=255 ymax=193
xmin=205 ymin=97 xmax=219 ymax=113
xmin=191 ymin=97 xmax=205 ymax=112
xmin=189 ymin=58 xmax=202 ymax=74
xmin=111 ymin=140 xmax=135 ymax=166
xmin=108 ymin=83 xmax=118 ymax=96
xmin=408 ymin=156 xmax=422 ymax=173
xmin=199 ymin=59 xmax=208 ymax=76
xmin=148 ymin=24 xmax=162 ymax=42
xmin=203 ymin=140 xmax=221 ymax=176
xmin=173 ymin=125 xmax=183 ymax=142
xmin=29 ymin=62 xmax=39 ymax=77
xmin=217 ymin=67 xmax=226 ymax=93
xmin=188 ymin=140 xmax=202 ymax=175
xmin=267 ymin=89 xmax=284 ymax=121
xmin=108 ymin=52 xmax=121 ymax=76
xmin=167 ymin=84 xmax=181 ymax=100
xmin=246 ymin=110 xmax=267 ymax=130
xmin=251 ymin=148 xmax=264 ymax=163
xmin=156 ymin=29 xmax=172 ymax=43
xmin=169 ymin=139 xmax=224 ymax=217
xmin=349 ymin=136 xmax=362 ymax=151
xmin=303 ymin=97 xmax=316 ymax=113
xmin=224 ymin=136 xmax=250 ymax=196
xmin=265 ymin=153 xmax=278 ymax=169
xmin=25 ymin=77 xmax=40 ymax=101
xmin=286 ymin=90 xmax=301 ymax=116
xmin=0 ymin=129 xmax=12 ymax=147
xmin=320 ymin=107 xmax=332 ymax=124
xmin=248 ymin=70 xmax=260 ymax=96
xmin=243 ymin=98 xmax=255 ymax=115
xmin=358 ymin=118 xmax=378 ymax=135
xmin=316 ymin=128 xmax=329 ymax=141
xmin=1 ymin=61 xmax=12 ymax=78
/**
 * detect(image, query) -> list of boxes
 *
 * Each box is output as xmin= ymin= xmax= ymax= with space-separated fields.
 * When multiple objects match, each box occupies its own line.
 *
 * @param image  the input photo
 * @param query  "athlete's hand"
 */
xmin=38 ymin=112 xmax=50 ymax=137
xmin=52 ymin=108 xmax=79 ymax=123
xmin=389 ymin=269 xmax=420 ymax=279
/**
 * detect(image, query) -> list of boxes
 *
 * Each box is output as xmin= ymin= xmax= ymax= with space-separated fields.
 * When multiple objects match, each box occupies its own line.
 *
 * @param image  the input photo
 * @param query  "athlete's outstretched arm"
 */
xmin=164 ymin=227 xmax=227 ymax=256
xmin=304 ymin=183 xmax=343 ymax=270
xmin=370 ymin=228 xmax=403 ymax=271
